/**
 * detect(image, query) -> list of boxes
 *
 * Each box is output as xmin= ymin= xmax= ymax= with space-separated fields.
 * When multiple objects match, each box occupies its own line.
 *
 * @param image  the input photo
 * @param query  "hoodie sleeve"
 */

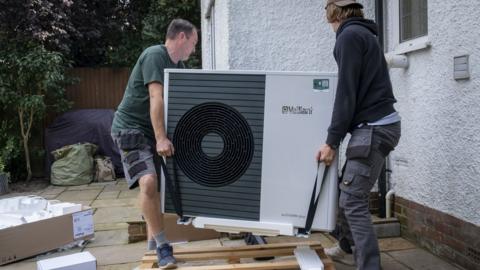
xmin=326 ymin=30 xmax=364 ymax=147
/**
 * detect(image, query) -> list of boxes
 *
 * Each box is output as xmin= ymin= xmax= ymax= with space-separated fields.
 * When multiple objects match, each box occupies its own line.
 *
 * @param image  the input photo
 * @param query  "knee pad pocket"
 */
xmin=340 ymin=160 xmax=373 ymax=198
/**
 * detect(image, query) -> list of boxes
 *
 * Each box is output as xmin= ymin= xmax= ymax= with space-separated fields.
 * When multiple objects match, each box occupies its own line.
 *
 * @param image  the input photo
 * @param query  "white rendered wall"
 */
xmin=202 ymin=0 xmax=374 ymax=72
xmin=227 ymin=0 xmax=334 ymax=71
xmin=385 ymin=1 xmax=480 ymax=225
xmin=201 ymin=0 xmax=480 ymax=226
xmin=201 ymin=0 xmax=230 ymax=69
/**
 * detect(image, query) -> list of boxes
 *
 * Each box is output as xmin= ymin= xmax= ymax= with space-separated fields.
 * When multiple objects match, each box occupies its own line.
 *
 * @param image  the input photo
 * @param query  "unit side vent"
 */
xmin=173 ymin=102 xmax=254 ymax=187
xmin=165 ymin=72 xmax=266 ymax=220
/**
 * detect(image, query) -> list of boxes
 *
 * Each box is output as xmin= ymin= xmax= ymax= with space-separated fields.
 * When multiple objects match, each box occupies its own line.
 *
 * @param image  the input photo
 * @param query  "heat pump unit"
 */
xmin=162 ymin=69 xmax=338 ymax=236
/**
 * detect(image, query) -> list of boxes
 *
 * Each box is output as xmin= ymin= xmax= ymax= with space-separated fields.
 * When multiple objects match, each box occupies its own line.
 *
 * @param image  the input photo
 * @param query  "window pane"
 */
xmin=400 ymin=0 xmax=428 ymax=42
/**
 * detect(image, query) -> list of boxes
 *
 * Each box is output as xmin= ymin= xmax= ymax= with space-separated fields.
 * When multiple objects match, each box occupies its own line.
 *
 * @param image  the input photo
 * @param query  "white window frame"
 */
xmin=205 ymin=0 xmax=216 ymax=69
xmin=390 ymin=0 xmax=430 ymax=55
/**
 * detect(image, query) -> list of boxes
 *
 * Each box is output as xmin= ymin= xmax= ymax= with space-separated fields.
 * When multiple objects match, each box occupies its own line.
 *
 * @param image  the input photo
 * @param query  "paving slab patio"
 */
xmin=97 ymin=190 xmax=121 ymax=200
xmin=97 ymin=262 xmax=141 ymax=270
xmin=55 ymin=189 xmax=102 ymax=201
xmin=40 ymin=186 xmax=67 ymax=195
xmin=87 ymin=229 xmax=129 ymax=247
xmin=95 ymin=222 xmax=129 ymax=231
xmin=94 ymin=206 xmax=141 ymax=224
xmin=0 ymin=179 xmax=467 ymax=270
xmin=387 ymin=248 xmax=464 ymax=270
xmin=118 ymin=190 xmax=140 ymax=198
xmin=84 ymin=242 xmax=146 ymax=266
xmin=91 ymin=198 xmax=137 ymax=208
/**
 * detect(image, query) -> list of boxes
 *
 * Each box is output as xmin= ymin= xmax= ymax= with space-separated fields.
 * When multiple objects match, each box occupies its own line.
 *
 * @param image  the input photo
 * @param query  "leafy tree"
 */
xmin=0 ymin=45 xmax=71 ymax=181
xmin=0 ymin=0 xmax=202 ymax=67
xmin=0 ymin=0 xmax=126 ymax=66
xmin=0 ymin=121 xmax=19 ymax=174
xmin=67 ymin=0 xmax=126 ymax=66
xmin=103 ymin=0 xmax=151 ymax=66
xmin=0 ymin=0 xmax=75 ymax=54
xmin=107 ymin=0 xmax=201 ymax=68
xmin=0 ymin=0 xmax=74 ymax=181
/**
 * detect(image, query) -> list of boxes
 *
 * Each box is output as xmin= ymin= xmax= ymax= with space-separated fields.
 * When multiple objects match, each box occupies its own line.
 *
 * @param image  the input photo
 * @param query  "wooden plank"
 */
xmin=138 ymin=262 xmax=155 ymax=269
xmin=142 ymin=259 xmax=299 ymax=270
xmin=144 ymin=243 xmax=323 ymax=259
xmin=140 ymin=240 xmax=335 ymax=270
xmin=174 ymin=241 xmax=325 ymax=254
xmin=141 ymin=259 xmax=334 ymax=270
xmin=142 ymin=243 xmax=324 ymax=263
xmin=144 ymin=247 xmax=322 ymax=262
xmin=142 ymin=255 xmax=333 ymax=270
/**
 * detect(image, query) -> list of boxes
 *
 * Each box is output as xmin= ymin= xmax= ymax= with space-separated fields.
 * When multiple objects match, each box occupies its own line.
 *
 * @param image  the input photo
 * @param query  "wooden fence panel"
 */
xmin=66 ymin=67 xmax=130 ymax=109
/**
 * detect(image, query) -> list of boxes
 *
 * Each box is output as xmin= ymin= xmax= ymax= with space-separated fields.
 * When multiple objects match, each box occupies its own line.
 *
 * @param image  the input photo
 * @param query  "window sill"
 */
xmin=392 ymin=36 xmax=431 ymax=55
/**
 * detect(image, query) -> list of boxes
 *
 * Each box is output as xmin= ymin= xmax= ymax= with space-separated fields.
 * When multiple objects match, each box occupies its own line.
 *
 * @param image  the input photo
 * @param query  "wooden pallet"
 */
xmin=139 ymin=240 xmax=334 ymax=270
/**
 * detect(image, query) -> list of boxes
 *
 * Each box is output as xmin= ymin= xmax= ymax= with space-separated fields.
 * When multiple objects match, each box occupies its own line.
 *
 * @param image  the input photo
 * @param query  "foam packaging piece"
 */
xmin=37 ymin=251 xmax=96 ymax=270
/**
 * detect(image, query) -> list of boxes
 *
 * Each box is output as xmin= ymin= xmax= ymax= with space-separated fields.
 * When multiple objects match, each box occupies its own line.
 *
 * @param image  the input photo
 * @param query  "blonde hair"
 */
xmin=326 ymin=4 xmax=364 ymax=23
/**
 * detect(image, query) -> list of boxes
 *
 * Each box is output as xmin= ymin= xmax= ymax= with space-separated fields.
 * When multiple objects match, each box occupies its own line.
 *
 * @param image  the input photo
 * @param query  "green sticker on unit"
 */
xmin=313 ymin=79 xmax=329 ymax=91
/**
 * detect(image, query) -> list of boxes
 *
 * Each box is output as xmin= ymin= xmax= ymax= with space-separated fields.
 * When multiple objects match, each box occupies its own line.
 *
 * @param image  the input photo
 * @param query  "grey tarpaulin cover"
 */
xmin=45 ymin=109 xmax=123 ymax=178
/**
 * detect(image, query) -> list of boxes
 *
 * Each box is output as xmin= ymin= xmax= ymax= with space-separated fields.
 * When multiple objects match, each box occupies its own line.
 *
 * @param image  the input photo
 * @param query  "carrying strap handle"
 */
xmin=298 ymin=163 xmax=330 ymax=235
xmin=158 ymin=156 xmax=184 ymax=218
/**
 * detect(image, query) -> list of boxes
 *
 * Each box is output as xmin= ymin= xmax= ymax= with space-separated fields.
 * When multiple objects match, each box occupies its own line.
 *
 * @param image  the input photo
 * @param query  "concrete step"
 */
xmin=372 ymin=216 xmax=401 ymax=238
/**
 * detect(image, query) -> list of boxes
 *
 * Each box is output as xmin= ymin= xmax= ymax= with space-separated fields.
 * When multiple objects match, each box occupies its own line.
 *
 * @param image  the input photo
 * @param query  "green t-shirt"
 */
xmin=111 ymin=45 xmax=184 ymax=141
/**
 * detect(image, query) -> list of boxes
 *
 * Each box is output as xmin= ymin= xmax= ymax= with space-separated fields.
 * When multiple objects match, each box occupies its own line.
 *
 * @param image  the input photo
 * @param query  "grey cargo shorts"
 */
xmin=111 ymin=129 xmax=161 ymax=190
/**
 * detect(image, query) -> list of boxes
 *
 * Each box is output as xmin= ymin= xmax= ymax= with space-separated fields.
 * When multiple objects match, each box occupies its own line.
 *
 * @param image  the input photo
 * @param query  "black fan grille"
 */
xmin=173 ymin=102 xmax=255 ymax=187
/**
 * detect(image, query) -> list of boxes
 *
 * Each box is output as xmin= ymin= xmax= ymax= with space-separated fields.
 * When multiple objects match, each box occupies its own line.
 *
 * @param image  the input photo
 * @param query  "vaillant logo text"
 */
xmin=281 ymin=105 xmax=313 ymax=115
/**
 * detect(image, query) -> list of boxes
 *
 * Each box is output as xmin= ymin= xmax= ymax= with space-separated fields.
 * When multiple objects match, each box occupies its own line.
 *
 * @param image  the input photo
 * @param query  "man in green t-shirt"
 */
xmin=111 ymin=19 xmax=197 ymax=269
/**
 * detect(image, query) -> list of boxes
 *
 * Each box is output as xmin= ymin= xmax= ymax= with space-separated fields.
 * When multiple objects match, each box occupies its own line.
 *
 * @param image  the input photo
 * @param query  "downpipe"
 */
xmin=384 ymin=155 xmax=395 ymax=218
xmin=386 ymin=189 xmax=395 ymax=219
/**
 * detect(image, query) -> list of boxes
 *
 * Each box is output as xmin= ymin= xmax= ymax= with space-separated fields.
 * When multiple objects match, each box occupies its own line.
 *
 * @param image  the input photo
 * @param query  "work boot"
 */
xmin=156 ymin=243 xmax=177 ymax=269
xmin=324 ymin=242 xmax=355 ymax=266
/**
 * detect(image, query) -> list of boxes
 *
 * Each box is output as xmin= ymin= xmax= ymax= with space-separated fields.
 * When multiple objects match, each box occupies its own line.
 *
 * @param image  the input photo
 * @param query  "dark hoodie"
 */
xmin=326 ymin=17 xmax=397 ymax=148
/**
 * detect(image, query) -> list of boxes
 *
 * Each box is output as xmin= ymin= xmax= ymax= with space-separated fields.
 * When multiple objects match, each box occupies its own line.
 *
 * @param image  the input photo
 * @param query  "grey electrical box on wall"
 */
xmin=454 ymin=55 xmax=470 ymax=80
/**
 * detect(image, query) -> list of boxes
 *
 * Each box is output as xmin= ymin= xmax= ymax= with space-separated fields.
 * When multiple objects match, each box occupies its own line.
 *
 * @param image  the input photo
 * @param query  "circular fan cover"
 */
xmin=173 ymin=102 xmax=254 ymax=187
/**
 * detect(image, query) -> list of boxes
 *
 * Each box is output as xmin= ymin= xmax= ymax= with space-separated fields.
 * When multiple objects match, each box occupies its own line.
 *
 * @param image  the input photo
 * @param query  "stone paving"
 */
xmin=1 ymin=180 xmax=466 ymax=270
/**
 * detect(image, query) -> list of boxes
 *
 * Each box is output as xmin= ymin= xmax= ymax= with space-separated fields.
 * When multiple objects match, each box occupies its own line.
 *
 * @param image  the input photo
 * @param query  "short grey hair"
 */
xmin=166 ymin=19 xmax=197 ymax=40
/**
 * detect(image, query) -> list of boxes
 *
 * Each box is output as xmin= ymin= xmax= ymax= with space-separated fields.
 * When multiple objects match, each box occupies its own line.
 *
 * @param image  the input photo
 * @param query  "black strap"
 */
xmin=339 ymin=161 xmax=347 ymax=181
xmin=298 ymin=163 xmax=330 ymax=235
xmin=158 ymin=156 xmax=183 ymax=218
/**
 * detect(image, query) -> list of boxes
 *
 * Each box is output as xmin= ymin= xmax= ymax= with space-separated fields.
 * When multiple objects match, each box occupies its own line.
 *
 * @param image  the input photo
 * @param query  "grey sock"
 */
xmin=153 ymin=231 xmax=168 ymax=247
xmin=147 ymin=239 xmax=156 ymax=250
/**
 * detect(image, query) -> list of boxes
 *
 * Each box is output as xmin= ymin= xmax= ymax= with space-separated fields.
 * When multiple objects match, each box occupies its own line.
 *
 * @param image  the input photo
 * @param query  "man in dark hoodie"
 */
xmin=316 ymin=0 xmax=401 ymax=269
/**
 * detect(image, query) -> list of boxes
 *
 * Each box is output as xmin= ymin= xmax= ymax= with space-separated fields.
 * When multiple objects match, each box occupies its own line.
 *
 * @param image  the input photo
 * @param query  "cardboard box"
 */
xmin=164 ymin=213 xmax=221 ymax=242
xmin=128 ymin=213 xmax=221 ymax=243
xmin=0 ymin=207 xmax=94 ymax=266
xmin=37 ymin=251 xmax=96 ymax=270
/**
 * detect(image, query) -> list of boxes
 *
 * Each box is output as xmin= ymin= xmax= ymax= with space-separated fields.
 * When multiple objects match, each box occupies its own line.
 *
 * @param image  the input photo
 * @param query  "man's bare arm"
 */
xmin=149 ymin=82 xmax=174 ymax=156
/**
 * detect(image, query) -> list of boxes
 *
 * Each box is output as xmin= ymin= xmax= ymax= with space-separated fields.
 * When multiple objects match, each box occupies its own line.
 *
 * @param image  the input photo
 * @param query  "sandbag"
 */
xmin=94 ymin=155 xmax=116 ymax=182
xmin=51 ymin=143 xmax=97 ymax=186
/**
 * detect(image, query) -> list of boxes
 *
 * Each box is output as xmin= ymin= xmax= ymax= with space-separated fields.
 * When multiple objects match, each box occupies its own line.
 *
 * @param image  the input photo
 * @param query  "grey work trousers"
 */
xmin=337 ymin=122 xmax=401 ymax=270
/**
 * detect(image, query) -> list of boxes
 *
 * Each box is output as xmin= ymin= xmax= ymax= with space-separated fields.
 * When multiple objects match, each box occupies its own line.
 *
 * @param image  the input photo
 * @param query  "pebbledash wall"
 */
xmin=383 ymin=1 xmax=480 ymax=269
xmin=201 ymin=0 xmax=375 ymax=71
xmin=201 ymin=0 xmax=480 ymax=269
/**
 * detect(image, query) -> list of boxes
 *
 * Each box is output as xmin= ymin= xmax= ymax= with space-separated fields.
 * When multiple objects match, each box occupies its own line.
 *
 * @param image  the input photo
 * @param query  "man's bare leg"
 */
xmin=138 ymin=174 xmax=165 ymax=244
xmin=138 ymin=174 xmax=176 ymax=269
